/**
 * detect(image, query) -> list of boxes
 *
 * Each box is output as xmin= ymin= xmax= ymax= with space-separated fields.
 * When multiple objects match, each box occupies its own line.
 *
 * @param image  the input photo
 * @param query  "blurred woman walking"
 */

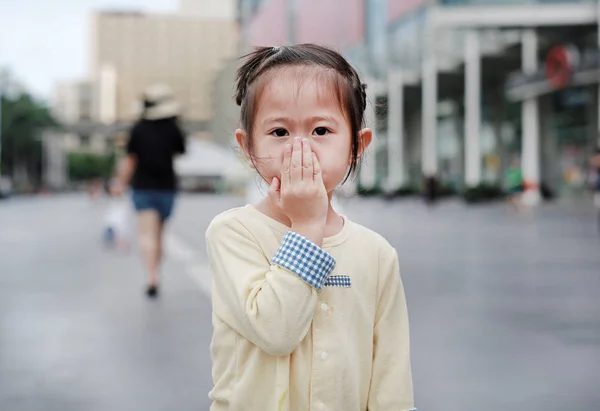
xmin=112 ymin=84 xmax=186 ymax=298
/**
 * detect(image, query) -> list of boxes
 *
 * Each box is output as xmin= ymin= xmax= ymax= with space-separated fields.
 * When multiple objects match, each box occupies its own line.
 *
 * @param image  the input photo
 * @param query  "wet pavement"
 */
xmin=0 ymin=193 xmax=599 ymax=411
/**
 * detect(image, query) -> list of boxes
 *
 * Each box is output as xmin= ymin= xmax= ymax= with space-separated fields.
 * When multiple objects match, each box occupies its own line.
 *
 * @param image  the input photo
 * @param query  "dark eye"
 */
xmin=271 ymin=128 xmax=289 ymax=137
xmin=313 ymin=127 xmax=330 ymax=136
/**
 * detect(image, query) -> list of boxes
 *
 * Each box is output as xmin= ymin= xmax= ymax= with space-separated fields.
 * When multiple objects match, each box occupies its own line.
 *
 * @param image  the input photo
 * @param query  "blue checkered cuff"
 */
xmin=324 ymin=275 xmax=351 ymax=288
xmin=271 ymin=231 xmax=336 ymax=291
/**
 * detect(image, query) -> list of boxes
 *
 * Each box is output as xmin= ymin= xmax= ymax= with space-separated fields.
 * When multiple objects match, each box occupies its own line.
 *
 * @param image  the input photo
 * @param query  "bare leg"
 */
xmin=137 ymin=210 xmax=162 ymax=288
xmin=156 ymin=219 xmax=165 ymax=270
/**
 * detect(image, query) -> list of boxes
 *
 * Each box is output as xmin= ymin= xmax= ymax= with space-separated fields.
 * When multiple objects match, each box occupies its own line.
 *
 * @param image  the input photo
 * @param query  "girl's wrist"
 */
xmin=291 ymin=222 xmax=325 ymax=247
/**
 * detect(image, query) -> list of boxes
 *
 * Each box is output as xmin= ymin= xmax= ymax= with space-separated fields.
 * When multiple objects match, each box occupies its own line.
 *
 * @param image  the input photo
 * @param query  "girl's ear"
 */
xmin=355 ymin=128 xmax=373 ymax=162
xmin=235 ymin=129 xmax=254 ymax=168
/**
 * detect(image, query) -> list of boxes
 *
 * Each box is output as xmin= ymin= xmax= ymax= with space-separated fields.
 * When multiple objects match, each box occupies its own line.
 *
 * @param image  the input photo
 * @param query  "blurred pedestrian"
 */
xmin=423 ymin=173 xmax=438 ymax=206
xmin=206 ymin=45 xmax=416 ymax=411
xmin=505 ymin=157 xmax=524 ymax=211
xmin=112 ymin=84 xmax=186 ymax=298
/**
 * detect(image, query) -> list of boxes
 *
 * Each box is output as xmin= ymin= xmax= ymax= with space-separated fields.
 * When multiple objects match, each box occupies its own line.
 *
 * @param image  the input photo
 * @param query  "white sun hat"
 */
xmin=141 ymin=84 xmax=181 ymax=120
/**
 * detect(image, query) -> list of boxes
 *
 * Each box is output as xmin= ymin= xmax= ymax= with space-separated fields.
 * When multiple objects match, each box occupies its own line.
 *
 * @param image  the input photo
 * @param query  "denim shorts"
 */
xmin=131 ymin=190 xmax=176 ymax=222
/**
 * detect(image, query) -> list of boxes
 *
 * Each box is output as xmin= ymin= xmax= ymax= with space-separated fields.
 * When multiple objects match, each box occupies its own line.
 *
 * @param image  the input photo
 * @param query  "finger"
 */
xmin=312 ymin=153 xmax=323 ymax=184
xmin=267 ymin=177 xmax=281 ymax=206
xmin=281 ymin=143 xmax=292 ymax=186
xmin=301 ymin=138 xmax=313 ymax=181
xmin=290 ymin=137 xmax=302 ymax=184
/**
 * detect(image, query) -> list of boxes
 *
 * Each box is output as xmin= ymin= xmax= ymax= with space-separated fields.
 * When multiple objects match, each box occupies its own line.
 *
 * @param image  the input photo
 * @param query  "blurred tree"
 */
xmin=67 ymin=151 xmax=116 ymax=182
xmin=0 ymin=69 xmax=58 ymax=188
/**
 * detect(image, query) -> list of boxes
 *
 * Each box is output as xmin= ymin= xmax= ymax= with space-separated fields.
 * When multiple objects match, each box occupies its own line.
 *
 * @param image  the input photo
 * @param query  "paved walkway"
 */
xmin=0 ymin=194 xmax=598 ymax=411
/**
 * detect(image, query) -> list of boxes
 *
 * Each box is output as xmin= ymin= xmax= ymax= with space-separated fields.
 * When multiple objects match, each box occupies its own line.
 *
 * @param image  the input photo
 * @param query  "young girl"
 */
xmin=206 ymin=44 xmax=416 ymax=411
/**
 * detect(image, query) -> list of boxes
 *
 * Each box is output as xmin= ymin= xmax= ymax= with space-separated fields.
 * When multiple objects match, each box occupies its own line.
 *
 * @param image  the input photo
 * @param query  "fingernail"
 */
xmin=294 ymin=140 xmax=301 ymax=149
xmin=302 ymin=138 xmax=309 ymax=144
xmin=294 ymin=136 xmax=301 ymax=141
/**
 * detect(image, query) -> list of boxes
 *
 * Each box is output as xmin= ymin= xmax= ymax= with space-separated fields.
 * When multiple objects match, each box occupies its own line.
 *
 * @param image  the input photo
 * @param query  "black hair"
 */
xmin=234 ymin=44 xmax=368 ymax=183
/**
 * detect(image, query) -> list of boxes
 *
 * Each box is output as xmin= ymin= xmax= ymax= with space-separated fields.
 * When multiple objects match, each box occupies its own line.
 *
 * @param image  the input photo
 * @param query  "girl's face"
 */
xmin=236 ymin=67 xmax=371 ymax=193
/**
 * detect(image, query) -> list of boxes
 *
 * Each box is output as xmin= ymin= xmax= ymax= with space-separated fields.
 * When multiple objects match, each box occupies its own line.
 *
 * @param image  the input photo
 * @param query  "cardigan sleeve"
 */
xmin=206 ymin=215 xmax=336 ymax=356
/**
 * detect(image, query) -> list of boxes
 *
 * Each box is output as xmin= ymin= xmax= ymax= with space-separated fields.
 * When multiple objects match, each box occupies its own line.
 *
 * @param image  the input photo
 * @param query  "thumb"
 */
xmin=267 ymin=177 xmax=281 ymax=207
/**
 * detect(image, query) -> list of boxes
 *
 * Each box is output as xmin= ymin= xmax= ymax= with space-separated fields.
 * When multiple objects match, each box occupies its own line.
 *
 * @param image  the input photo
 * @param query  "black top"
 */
xmin=126 ymin=118 xmax=186 ymax=191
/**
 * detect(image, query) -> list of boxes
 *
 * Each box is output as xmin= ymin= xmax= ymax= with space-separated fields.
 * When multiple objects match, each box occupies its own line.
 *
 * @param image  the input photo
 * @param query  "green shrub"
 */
xmin=68 ymin=152 xmax=116 ymax=181
xmin=395 ymin=185 xmax=419 ymax=196
xmin=382 ymin=184 xmax=419 ymax=199
xmin=463 ymin=183 xmax=506 ymax=204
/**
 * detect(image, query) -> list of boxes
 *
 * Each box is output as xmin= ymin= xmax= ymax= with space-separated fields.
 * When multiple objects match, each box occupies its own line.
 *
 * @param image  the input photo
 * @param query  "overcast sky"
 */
xmin=0 ymin=0 xmax=180 ymax=101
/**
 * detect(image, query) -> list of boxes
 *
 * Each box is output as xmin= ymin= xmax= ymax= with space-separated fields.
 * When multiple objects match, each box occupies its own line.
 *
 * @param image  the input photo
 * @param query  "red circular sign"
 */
xmin=545 ymin=45 xmax=577 ymax=89
xmin=545 ymin=46 xmax=573 ymax=88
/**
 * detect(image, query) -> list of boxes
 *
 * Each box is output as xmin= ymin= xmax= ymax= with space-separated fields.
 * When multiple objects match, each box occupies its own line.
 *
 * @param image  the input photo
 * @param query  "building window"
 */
xmin=79 ymin=134 xmax=91 ymax=148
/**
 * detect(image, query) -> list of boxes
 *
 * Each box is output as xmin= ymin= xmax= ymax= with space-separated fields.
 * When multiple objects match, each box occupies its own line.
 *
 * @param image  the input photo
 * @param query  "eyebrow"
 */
xmin=263 ymin=116 xmax=340 ymax=126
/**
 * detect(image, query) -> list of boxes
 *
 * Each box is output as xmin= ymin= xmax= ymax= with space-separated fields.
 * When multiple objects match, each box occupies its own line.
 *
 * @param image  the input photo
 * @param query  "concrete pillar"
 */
xmin=464 ymin=30 xmax=481 ymax=187
xmin=422 ymin=42 xmax=438 ymax=176
xmin=521 ymin=29 xmax=541 ymax=204
xmin=359 ymin=78 xmax=378 ymax=190
xmin=386 ymin=70 xmax=405 ymax=190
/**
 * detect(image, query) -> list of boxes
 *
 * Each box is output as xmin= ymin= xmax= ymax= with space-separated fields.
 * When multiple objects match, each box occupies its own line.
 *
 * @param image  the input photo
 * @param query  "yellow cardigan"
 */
xmin=206 ymin=205 xmax=416 ymax=411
